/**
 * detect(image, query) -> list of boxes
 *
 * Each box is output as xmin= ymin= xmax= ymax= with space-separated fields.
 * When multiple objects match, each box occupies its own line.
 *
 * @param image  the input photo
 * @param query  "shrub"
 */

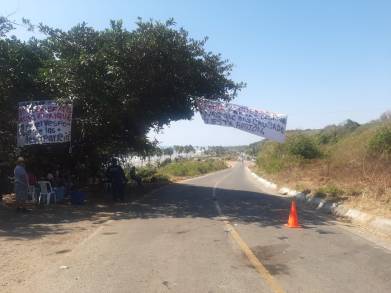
xmin=135 ymin=166 xmax=169 ymax=183
xmin=314 ymin=185 xmax=344 ymax=199
xmin=316 ymin=120 xmax=360 ymax=145
xmin=317 ymin=132 xmax=337 ymax=145
xmin=136 ymin=166 xmax=157 ymax=179
xmin=256 ymin=134 xmax=322 ymax=175
xmin=256 ymin=142 xmax=285 ymax=173
xmin=158 ymin=159 xmax=227 ymax=177
xmin=368 ymin=126 xmax=391 ymax=158
xmin=160 ymin=158 xmax=172 ymax=167
xmin=286 ymin=134 xmax=321 ymax=159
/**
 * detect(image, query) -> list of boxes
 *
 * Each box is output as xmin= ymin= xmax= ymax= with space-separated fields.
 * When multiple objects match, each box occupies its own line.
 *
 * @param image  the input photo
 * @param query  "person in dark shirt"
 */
xmin=106 ymin=159 xmax=127 ymax=202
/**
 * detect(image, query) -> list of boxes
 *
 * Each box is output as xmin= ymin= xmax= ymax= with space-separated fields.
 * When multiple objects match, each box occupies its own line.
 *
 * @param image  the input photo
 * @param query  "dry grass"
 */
xmin=254 ymin=163 xmax=391 ymax=217
xmin=255 ymin=120 xmax=391 ymax=217
xmin=344 ymin=187 xmax=391 ymax=218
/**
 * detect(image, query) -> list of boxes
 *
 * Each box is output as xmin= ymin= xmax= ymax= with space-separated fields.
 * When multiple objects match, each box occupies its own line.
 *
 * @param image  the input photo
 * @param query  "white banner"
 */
xmin=197 ymin=99 xmax=287 ymax=142
xmin=17 ymin=100 xmax=73 ymax=147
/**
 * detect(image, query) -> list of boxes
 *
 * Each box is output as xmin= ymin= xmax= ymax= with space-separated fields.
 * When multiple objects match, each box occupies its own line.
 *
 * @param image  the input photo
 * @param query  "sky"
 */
xmin=2 ymin=0 xmax=390 ymax=146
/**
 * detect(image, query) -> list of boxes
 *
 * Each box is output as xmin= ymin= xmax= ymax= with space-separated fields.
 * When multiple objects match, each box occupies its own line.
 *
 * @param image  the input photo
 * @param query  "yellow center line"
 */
xmin=212 ymin=167 xmax=286 ymax=293
xmin=223 ymin=220 xmax=287 ymax=293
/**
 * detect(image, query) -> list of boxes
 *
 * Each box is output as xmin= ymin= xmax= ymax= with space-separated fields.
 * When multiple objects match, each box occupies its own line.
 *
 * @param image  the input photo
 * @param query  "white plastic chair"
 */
xmin=27 ymin=185 xmax=36 ymax=203
xmin=37 ymin=181 xmax=56 ymax=205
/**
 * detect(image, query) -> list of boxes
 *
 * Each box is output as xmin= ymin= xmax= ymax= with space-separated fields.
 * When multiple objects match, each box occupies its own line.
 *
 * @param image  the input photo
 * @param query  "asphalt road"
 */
xmin=16 ymin=162 xmax=391 ymax=293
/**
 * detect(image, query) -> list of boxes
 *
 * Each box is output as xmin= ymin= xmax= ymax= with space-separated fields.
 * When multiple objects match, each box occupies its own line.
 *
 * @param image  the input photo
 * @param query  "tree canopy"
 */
xmin=0 ymin=17 xmax=243 ymax=176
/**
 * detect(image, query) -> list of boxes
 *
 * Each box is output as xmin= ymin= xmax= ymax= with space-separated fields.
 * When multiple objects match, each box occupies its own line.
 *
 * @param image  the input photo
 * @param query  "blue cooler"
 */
xmin=71 ymin=191 xmax=85 ymax=205
xmin=54 ymin=187 xmax=65 ymax=202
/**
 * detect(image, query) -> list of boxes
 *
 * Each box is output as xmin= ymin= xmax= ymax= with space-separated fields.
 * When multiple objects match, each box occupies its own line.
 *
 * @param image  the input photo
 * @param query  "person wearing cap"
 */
xmin=14 ymin=157 xmax=29 ymax=212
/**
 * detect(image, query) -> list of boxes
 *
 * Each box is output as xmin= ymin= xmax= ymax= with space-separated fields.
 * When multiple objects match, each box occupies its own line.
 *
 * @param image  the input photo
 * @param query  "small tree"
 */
xmin=183 ymin=145 xmax=195 ymax=158
xmin=368 ymin=126 xmax=391 ymax=159
xmin=286 ymin=135 xmax=321 ymax=159
xmin=163 ymin=147 xmax=174 ymax=159
xmin=174 ymin=145 xmax=184 ymax=157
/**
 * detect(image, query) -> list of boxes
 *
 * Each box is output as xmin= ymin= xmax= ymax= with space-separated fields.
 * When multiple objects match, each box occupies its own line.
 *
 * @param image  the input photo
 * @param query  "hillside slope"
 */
xmin=254 ymin=116 xmax=391 ymax=217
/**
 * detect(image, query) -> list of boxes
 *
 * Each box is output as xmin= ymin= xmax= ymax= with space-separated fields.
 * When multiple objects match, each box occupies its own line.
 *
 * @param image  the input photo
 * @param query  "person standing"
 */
xmin=129 ymin=166 xmax=143 ymax=187
xmin=106 ymin=159 xmax=127 ymax=202
xmin=14 ymin=157 xmax=29 ymax=212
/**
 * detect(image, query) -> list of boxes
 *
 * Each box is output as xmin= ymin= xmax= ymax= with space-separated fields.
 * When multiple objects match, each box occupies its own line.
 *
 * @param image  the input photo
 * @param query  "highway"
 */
xmin=16 ymin=162 xmax=391 ymax=293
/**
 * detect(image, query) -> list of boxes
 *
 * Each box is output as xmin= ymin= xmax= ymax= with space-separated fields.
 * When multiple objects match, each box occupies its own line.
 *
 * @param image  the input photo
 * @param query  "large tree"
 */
xmin=0 ymin=17 xmax=50 ymax=168
xmin=0 ymin=17 xmax=243 ymax=176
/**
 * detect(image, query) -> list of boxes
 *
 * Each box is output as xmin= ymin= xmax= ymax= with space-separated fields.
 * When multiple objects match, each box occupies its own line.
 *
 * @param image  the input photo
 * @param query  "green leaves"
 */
xmin=1 ymin=17 xmax=243 ymax=175
xmin=39 ymin=18 xmax=243 ymax=149
xmin=0 ymin=16 xmax=14 ymax=37
xmin=368 ymin=126 xmax=391 ymax=159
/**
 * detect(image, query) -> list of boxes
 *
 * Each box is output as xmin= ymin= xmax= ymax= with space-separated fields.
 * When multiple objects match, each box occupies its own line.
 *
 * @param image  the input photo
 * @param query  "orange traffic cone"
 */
xmin=285 ymin=199 xmax=301 ymax=228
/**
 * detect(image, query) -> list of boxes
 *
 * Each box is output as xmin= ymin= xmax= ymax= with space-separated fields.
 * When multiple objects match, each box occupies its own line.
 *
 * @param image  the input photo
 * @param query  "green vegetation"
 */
xmin=256 ymin=142 xmax=286 ymax=173
xmin=245 ymin=141 xmax=263 ymax=157
xmin=368 ymin=126 xmax=391 ymax=158
xmin=255 ymin=114 xmax=391 ymax=211
xmin=257 ymin=117 xmax=391 ymax=175
xmin=314 ymin=185 xmax=345 ymax=199
xmin=0 ymin=16 xmax=243 ymax=181
xmin=316 ymin=119 xmax=360 ymax=145
xmin=132 ymin=159 xmax=227 ymax=183
xmin=286 ymin=134 xmax=322 ymax=159
xmin=158 ymin=159 xmax=227 ymax=177
xmin=134 ymin=166 xmax=170 ymax=184
xmin=256 ymin=134 xmax=321 ymax=173
xmin=162 ymin=147 xmax=174 ymax=159
xmin=173 ymin=145 xmax=196 ymax=157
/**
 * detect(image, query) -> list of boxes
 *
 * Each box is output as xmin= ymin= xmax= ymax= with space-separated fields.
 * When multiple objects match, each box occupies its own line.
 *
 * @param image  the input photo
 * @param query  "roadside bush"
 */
xmin=316 ymin=120 xmax=360 ymax=145
xmin=317 ymin=132 xmax=337 ymax=145
xmin=286 ymin=134 xmax=322 ymax=159
xmin=256 ymin=134 xmax=322 ymax=175
xmin=314 ymin=185 xmax=345 ymax=199
xmin=256 ymin=142 xmax=285 ymax=173
xmin=160 ymin=158 xmax=172 ymax=167
xmin=136 ymin=166 xmax=157 ymax=179
xmin=368 ymin=126 xmax=391 ymax=159
xmin=135 ymin=166 xmax=169 ymax=183
xmin=158 ymin=159 xmax=227 ymax=177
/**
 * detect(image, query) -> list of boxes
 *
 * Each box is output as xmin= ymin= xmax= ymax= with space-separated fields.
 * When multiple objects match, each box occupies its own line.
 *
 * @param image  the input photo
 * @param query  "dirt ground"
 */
xmin=0 ymin=183 xmax=166 ymax=292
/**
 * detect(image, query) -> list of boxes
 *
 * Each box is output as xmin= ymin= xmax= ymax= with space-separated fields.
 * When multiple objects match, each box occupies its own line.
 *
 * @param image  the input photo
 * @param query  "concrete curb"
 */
xmin=247 ymin=167 xmax=391 ymax=236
